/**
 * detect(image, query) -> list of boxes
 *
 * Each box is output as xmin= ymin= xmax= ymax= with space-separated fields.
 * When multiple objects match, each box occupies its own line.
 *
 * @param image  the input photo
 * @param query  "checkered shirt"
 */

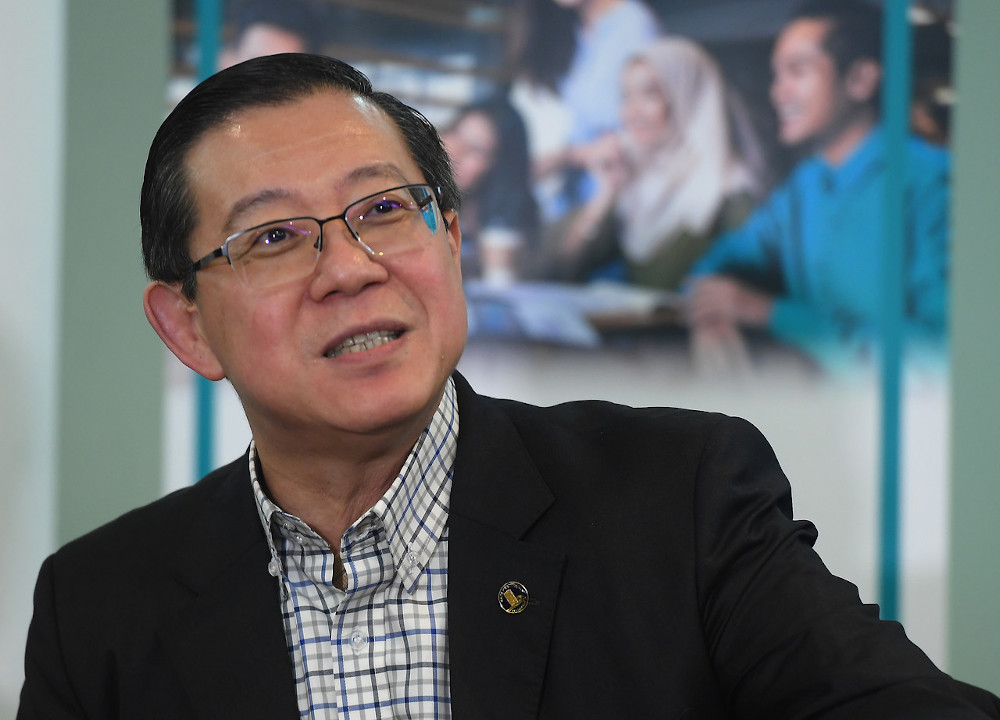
xmin=250 ymin=378 xmax=457 ymax=719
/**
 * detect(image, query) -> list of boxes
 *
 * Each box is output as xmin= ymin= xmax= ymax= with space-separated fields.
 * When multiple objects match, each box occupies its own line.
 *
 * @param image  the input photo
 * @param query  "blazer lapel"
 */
xmin=156 ymin=460 xmax=299 ymax=719
xmin=151 ymin=376 xmax=564 ymax=719
xmin=448 ymin=374 xmax=567 ymax=719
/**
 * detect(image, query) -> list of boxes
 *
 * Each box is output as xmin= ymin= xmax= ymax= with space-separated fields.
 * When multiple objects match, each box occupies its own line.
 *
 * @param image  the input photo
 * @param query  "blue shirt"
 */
xmin=691 ymin=126 xmax=950 ymax=367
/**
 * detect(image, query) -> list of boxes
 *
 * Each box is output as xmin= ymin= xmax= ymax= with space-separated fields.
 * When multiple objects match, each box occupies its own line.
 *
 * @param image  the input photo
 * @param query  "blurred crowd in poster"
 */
xmin=173 ymin=0 xmax=954 ymax=381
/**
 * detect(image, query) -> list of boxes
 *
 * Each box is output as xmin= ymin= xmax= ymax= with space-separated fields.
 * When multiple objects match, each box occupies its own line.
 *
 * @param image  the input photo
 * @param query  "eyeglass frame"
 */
xmin=189 ymin=182 xmax=445 ymax=284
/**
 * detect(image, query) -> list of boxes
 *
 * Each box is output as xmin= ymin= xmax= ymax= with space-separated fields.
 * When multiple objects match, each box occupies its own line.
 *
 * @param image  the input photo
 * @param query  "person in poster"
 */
xmin=686 ymin=0 xmax=949 ymax=372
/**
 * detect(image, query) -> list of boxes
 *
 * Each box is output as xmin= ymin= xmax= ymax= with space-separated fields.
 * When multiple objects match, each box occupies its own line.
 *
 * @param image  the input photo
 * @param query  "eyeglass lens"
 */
xmin=228 ymin=185 xmax=438 ymax=289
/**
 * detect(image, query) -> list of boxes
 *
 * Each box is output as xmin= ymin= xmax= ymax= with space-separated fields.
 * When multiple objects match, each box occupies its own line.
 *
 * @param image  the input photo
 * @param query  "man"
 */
xmin=18 ymin=54 xmax=998 ymax=719
xmin=687 ymin=0 xmax=949 ymax=370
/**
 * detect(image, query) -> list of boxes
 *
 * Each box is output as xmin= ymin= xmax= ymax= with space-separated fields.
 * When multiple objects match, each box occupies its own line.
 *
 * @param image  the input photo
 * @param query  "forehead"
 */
xmin=186 ymin=90 xmax=421 ymax=203
xmin=623 ymin=58 xmax=661 ymax=88
xmin=774 ymin=18 xmax=833 ymax=64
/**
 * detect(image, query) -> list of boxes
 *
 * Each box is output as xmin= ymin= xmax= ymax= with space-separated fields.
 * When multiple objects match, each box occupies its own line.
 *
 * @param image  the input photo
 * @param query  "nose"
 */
xmin=307 ymin=218 xmax=388 ymax=300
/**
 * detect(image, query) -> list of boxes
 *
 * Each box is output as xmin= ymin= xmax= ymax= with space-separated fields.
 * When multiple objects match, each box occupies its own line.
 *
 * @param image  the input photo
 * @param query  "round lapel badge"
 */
xmin=498 ymin=581 xmax=529 ymax=614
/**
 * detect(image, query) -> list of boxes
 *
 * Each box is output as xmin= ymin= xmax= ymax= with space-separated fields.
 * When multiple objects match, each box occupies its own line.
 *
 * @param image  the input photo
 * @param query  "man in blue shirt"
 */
xmin=687 ymin=0 xmax=949 ymax=371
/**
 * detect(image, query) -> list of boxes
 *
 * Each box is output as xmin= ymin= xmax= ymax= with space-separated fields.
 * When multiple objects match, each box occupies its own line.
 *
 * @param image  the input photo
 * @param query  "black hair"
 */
xmin=140 ymin=53 xmax=459 ymax=297
xmin=789 ymin=0 xmax=882 ymax=76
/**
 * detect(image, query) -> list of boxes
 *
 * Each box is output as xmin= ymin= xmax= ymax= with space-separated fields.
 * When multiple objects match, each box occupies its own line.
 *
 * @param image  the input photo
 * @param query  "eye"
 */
xmin=369 ymin=199 xmax=406 ymax=216
xmin=255 ymin=225 xmax=295 ymax=245
xmin=254 ymin=221 xmax=313 ymax=246
xmin=355 ymin=192 xmax=417 ymax=226
xmin=231 ymin=220 xmax=314 ymax=262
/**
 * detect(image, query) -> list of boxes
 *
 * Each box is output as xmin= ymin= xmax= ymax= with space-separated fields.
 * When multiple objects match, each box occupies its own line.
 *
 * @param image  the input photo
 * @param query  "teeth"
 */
xmin=777 ymin=104 xmax=799 ymax=121
xmin=326 ymin=330 xmax=400 ymax=358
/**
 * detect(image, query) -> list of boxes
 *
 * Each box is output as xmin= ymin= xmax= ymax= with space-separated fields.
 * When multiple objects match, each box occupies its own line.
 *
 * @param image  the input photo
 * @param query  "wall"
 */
xmin=0 ymin=1 xmax=169 ymax=716
xmin=56 ymin=0 xmax=168 ymax=545
xmin=0 ymin=2 xmax=64 ymax=712
xmin=947 ymin=0 xmax=1000 ymax=694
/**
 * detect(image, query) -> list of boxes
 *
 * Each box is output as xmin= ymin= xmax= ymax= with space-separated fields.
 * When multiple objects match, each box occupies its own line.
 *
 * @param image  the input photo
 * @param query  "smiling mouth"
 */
xmin=325 ymin=330 xmax=402 ymax=358
xmin=776 ymin=103 xmax=802 ymax=122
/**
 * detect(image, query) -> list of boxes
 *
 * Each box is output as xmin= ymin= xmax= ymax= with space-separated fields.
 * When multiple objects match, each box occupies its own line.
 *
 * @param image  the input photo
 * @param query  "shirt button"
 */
xmin=267 ymin=559 xmax=280 ymax=577
xmin=407 ymin=552 xmax=418 ymax=568
xmin=350 ymin=631 xmax=368 ymax=653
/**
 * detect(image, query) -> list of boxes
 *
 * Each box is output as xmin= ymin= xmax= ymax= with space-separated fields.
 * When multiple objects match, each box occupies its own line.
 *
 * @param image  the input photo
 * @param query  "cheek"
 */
xmin=437 ymin=252 xmax=468 ymax=341
xmin=629 ymin=104 xmax=668 ymax=147
xmin=801 ymin=72 xmax=833 ymax=109
xmin=431 ymin=279 xmax=469 ymax=363
xmin=241 ymin=290 xmax=291 ymax=337
xmin=216 ymin=296 xmax=297 ymax=371
xmin=402 ymin=244 xmax=465 ymax=327
xmin=646 ymin=101 xmax=670 ymax=138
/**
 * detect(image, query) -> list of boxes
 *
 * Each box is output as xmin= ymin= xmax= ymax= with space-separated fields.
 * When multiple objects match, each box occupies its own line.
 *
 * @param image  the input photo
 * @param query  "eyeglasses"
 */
xmin=191 ymin=183 xmax=443 ymax=290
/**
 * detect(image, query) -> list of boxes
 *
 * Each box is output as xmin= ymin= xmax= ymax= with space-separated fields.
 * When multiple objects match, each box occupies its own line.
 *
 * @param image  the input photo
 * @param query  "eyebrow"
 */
xmin=223 ymin=188 xmax=294 ymax=234
xmin=345 ymin=162 xmax=411 ymax=188
xmin=221 ymin=162 xmax=414 ymax=234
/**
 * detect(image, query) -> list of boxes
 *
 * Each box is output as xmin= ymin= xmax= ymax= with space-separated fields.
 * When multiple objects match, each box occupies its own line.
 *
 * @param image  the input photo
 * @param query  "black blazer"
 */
xmin=18 ymin=373 xmax=1000 ymax=719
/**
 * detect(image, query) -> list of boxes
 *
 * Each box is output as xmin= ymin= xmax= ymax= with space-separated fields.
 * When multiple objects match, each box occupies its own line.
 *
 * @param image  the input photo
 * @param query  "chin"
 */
xmin=780 ymin=127 xmax=809 ymax=148
xmin=351 ymin=374 xmax=445 ymax=431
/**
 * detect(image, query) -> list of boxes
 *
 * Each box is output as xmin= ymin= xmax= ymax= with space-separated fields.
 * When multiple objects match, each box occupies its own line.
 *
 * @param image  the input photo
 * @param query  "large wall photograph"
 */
xmin=173 ymin=0 xmax=954 ymax=383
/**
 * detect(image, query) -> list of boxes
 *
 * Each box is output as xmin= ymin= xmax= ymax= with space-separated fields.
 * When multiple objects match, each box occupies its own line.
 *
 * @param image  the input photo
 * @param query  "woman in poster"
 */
xmin=537 ymin=36 xmax=765 ymax=293
xmin=442 ymin=98 xmax=539 ymax=285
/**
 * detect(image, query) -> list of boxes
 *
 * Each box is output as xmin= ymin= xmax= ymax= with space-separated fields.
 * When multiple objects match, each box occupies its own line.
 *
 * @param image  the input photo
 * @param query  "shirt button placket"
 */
xmin=349 ymin=630 xmax=368 ymax=654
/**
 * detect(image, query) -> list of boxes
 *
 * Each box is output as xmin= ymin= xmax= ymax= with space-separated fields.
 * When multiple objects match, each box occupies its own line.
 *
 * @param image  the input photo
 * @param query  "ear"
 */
xmin=845 ymin=58 xmax=881 ymax=104
xmin=443 ymin=210 xmax=463 ymax=268
xmin=143 ymin=281 xmax=226 ymax=381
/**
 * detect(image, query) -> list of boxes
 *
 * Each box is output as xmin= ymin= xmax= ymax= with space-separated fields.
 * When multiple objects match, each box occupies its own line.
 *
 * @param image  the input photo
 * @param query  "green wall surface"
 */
xmin=57 ymin=1 xmax=169 ymax=543
xmin=947 ymin=0 xmax=1000 ymax=694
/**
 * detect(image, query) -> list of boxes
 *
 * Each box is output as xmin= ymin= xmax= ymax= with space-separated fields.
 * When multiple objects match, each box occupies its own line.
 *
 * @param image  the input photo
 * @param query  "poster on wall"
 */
xmin=172 ymin=0 xmax=953 ymax=383
xmin=166 ymin=0 xmax=955 ymax=661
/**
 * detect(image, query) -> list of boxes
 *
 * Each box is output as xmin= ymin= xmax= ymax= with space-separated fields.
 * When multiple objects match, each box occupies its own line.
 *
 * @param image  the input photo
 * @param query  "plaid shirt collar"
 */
xmin=250 ymin=376 xmax=458 ymax=594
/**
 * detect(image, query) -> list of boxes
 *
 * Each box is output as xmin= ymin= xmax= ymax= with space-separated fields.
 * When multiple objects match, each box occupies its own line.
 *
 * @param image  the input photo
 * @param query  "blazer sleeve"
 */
xmin=693 ymin=415 xmax=999 ymax=719
xmin=17 ymin=554 xmax=87 ymax=720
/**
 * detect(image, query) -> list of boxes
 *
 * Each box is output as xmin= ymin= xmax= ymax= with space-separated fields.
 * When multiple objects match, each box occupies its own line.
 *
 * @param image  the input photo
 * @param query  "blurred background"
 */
xmin=2 ymin=1 xmax=998 ymax=716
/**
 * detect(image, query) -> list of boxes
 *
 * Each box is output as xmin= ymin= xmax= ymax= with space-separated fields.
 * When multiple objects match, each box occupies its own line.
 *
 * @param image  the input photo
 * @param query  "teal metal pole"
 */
xmin=194 ymin=0 xmax=222 ymax=480
xmin=879 ymin=0 xmax=911 ymax=622
xmin=196 ymin=0 xmax=222 ymax=83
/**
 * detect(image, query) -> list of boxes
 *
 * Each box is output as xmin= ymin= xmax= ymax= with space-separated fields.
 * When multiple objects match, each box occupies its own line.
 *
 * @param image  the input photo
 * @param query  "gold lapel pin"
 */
xmin=498 ymin=580 xmax=529 ymax=614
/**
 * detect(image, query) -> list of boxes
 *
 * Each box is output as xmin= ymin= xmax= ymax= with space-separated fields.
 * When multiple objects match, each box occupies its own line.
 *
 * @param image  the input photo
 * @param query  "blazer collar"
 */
xmin=450 ymin=372 xmax=556 ymax=535
xmin=448 ymin=372 xmax=566 ymax=719
xmin=156 ymin=457 xmax=299 ymax=718
xmin=152 ymin=374 xmax=565 ymax=719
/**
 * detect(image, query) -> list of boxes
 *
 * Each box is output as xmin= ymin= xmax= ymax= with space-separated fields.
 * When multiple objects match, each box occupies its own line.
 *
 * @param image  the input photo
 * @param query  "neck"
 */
xmin=817 ymin=110 xmax=876 ymax=166
xmin=252 ymin=418 xmax=428 ymax=547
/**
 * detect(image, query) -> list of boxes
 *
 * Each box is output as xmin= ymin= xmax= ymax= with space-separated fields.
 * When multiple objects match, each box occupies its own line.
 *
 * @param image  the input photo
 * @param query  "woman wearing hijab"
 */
xmin=541 ymin=36 xmax=765 ymax=292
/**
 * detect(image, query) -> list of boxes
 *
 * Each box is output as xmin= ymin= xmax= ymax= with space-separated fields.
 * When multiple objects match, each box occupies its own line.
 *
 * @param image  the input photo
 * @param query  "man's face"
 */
xmin=770 ymin=18 xmax=849 ymax=147
xmin=180 ymin=90 xmax=466 ymax=445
